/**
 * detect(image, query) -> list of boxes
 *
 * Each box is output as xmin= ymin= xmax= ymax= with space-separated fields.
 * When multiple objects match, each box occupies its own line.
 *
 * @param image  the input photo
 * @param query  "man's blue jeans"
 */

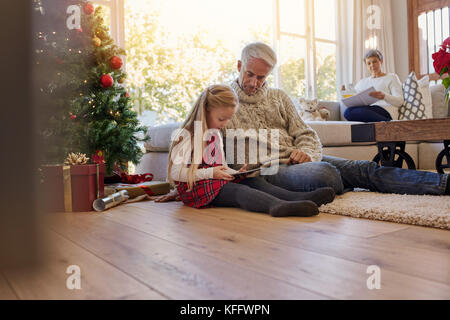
xmin=262 ymin=155 xmax=448 ymax=195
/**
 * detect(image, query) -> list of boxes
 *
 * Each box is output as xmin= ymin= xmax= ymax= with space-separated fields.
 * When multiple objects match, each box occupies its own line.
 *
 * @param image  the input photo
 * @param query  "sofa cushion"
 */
xmin=145 ymin=119 xmax=375 ymax=152
xmin=318 ymin=101 xmax=341 ymax=121
xmin=305 ymin=120 xmax=374 ymax=147
xmin=136 ymin=151 xmax=170 ymax=181
xmin=293 ymin=99 xmax=341 ymax=121
xmin=417 ymin=75 xmax=433 ymax=119
xmin=398 ymin=72 xmax=428 ymax=120
xmin=430 ymin=83 xmax=450 ymax=118
xmin=145 ymin=120 xmax=372 ymax=152
xmin=144 ymin=122 xmax=181 ymax=152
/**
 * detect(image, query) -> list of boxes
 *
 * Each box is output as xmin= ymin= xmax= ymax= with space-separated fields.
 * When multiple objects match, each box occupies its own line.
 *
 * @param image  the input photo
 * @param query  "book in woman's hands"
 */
xmin=341 ymin=87 xmax=380 ymax=107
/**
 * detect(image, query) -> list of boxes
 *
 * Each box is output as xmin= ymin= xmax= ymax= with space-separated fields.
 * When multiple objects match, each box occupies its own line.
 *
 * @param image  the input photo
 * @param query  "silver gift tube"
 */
xmin=92 ymin=190 xmax=129 ymax=212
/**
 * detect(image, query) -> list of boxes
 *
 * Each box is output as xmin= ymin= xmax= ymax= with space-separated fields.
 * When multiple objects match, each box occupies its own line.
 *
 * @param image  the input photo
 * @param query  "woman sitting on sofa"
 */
xmin=344 ymin=49 xmax=404 ymax=122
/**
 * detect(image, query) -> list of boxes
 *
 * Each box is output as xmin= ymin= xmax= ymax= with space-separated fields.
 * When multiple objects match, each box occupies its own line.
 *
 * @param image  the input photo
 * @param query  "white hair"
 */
xmin=240 ymin=42 xmax=277 ymax=68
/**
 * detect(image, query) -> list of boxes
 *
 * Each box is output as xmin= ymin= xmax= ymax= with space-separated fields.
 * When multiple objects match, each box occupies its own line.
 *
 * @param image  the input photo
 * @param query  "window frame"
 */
xmin=408 ymin=0 xmax=450 ymax=78
xmin=110 ymin=0 xmax=338 ymax=99
xmin=273 ymin=0 xmax=338 ymax=99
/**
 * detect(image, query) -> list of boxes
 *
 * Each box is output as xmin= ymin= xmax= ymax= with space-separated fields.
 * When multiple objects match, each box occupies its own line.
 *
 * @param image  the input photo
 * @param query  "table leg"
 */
xmin=372 ymin=141 xmax=416 ymax=170
xmin=436 ymin=140 xmax=450 ymax=174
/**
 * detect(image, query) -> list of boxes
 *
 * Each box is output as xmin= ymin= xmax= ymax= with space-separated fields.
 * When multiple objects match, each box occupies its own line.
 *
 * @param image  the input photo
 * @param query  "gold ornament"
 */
xmin=95 ymin=6 xmax=104 ymax=16
xmin=118 ymin=77 xmax=125 ymax=84
xmin=64 ymin=152 xmax=89 ymax=165
xmin=93 ymin=37 xmax=101 ymax=47
xmin=95 ymin=28 xmax=103 ymax=37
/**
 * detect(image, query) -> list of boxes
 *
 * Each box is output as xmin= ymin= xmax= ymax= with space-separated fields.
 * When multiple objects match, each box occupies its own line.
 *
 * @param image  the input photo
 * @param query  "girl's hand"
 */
xmin=213 ymin=166 xmax=234 ymax=181
xmin=153 ymin=189 xmax=180 ymax=202
xmin=369 ymin=91 xmax=385 ymax=100
xmin=238 ymin=164 xmax=247 ymax=173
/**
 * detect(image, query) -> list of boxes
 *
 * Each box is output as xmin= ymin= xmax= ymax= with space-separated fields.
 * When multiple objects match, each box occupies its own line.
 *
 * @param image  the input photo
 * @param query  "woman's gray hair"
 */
xmin=241 ymin=42 xmax=277 ymax=68
xmin=364 ymin=49 xmax=383 ymax=62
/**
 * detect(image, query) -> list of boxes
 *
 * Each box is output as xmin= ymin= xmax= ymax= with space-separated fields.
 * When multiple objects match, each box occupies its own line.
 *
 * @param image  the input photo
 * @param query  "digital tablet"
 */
xmin=231 ymin=167 xmax=262 ymax=176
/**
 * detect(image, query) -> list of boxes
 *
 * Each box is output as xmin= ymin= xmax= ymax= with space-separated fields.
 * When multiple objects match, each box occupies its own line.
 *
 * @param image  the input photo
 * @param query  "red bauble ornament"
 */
xmin=70 ymin=114 xmax=77 ymax=120
xmin=126 ymin=92 xmax=130 ymax=97
xmin=84 ymin=3 xmax=95 ymax=15
xmin=109 ymin=56 xmax=123 ymax=70
xmin=100 ymin=74 xmax=114 ymax=88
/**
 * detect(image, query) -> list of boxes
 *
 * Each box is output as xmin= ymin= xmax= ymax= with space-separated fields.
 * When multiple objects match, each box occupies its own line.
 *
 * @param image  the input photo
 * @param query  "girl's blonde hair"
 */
xmin=167 ymin=84 xmax=238 ymax=190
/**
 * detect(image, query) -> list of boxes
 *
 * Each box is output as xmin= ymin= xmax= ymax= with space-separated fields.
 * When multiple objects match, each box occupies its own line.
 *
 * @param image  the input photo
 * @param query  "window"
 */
xmin=409 ymin=0 xmax=450 ymax=78
xmin=111 ymin=0 xmax=338 ymax=123
xmin=123 ymin=0 xmax=274 ymax=123
xmin=418 ymin=7 xmax=449 ymax=75
xmin=273 ymin=0 xmax=338 ymax=100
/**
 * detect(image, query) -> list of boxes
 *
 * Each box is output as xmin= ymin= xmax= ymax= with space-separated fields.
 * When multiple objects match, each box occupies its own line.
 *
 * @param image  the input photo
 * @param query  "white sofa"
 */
xmin=136 ymin=84 xmax=450 ymax=180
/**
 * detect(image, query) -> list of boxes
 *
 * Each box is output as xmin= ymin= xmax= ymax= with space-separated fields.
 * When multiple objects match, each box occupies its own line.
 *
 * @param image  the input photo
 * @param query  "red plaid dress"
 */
xmin=176 ymin=134 xmax=238 ymax=209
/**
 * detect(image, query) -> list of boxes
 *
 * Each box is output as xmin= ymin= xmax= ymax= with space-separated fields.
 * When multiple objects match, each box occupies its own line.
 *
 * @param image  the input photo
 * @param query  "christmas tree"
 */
xmin=33 ymin=0 xmax=149 ymax=175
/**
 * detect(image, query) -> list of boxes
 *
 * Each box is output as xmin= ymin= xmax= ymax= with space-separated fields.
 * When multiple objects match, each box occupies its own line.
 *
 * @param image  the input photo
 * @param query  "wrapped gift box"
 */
xmin=41 ymin=164 xmax=105 ymax=212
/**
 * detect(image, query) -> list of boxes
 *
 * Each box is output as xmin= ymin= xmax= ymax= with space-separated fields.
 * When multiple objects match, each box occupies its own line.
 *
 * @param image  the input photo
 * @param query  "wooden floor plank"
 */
xmin=368 ymin=225 xmax=450 ymax=253
xmin=1 ymin=229 xmax=157 ymax=300
xmin=98 ymin=202 xmax=450 ymax=299
xmin=129 ymin=200 xmax=408 ymax=239
xmin=46 ymin=212 xmax=327 ymax=300
xmin=118 ymin=289 xmax=168 ymax=300
xmin=0 ymin=272 xmax=18 ymax=300
xmin=123 ymin=202 xmax=450 ymax=285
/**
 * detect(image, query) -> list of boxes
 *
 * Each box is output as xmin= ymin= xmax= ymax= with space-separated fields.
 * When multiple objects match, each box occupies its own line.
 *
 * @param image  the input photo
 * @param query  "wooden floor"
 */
xmin=1 ymin=200 xmax=449 ymax=300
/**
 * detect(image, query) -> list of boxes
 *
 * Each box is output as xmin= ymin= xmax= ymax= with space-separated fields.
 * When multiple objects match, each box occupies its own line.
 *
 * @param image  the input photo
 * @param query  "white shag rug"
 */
xmin=319 ymin=190 xmax=450 ymax=230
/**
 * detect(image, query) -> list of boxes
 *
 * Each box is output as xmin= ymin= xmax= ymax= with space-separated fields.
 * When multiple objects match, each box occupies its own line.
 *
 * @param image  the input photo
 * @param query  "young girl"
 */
xmin=167 ymin=84 xmax=335 ymax=217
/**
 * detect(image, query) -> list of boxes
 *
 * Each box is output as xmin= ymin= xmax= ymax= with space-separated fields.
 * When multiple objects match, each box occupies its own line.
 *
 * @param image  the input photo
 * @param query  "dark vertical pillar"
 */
xmin=0 ymin=2 xmax=40 ymax=269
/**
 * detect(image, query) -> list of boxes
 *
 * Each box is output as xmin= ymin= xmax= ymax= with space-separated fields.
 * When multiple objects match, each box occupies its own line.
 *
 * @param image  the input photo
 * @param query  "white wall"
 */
xmin=391 ymin=0 xmax=410 ymax=82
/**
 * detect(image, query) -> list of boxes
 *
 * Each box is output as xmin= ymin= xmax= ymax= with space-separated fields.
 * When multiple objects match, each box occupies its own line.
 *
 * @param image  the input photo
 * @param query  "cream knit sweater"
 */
xmin=223 ymin=80 xmax=323 ymax=170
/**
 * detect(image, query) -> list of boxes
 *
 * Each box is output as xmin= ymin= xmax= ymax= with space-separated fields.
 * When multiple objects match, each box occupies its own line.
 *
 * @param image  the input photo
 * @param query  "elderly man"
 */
xmin=156 ymin=42 xmax=449 ymax=202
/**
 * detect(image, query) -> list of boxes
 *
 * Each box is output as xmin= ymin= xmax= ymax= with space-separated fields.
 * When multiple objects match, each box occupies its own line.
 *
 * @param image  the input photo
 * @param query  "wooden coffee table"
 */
xmin=351 ymin=118 xmax=450 ymax=173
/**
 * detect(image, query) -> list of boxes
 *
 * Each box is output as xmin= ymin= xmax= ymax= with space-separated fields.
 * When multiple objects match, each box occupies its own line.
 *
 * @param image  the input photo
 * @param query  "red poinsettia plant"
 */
xmin=432 ymin=36 xmax=450 ymax=105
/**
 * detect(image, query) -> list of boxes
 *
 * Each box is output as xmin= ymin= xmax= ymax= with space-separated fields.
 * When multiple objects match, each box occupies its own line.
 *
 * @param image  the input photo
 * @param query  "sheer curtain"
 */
xmin=336 ymin=0 xmax=396 ymax=88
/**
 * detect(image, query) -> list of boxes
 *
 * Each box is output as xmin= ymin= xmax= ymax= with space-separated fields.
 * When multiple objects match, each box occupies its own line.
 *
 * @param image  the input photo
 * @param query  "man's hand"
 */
xmin=369 ymin=91 xmax=385 ymax=100
xmin=288 ymin=150 xmax=311 ymax=165
xmin=153 ymin=189 xmax=180 ymax=202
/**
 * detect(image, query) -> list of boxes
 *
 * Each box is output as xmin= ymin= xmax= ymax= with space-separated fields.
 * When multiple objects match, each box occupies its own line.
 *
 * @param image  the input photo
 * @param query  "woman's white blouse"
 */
xmin=354 ymin=73 xmax=404 ymax=119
